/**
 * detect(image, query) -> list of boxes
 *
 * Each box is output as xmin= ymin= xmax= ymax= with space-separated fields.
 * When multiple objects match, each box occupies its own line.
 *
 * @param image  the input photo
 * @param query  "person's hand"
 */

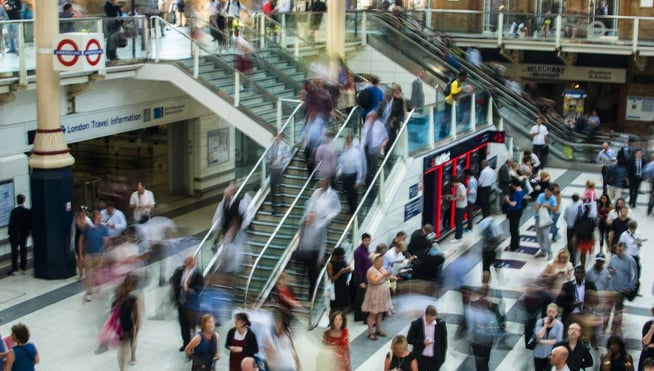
xmin=424 ymin=337 xmax=434 ymax=345
xmin=359 ymin=283 xmax=366 ymax=289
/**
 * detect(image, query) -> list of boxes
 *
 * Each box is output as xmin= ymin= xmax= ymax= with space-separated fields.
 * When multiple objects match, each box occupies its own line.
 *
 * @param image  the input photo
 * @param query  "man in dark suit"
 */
xmin=556 ymin=265 xmax=597 ymax=326
xmin=170 ymin=255 xmax=204 ymax=351
xmin=8 ymin=194 xmax=31 ymax=275
xmin=407 ymin=305 xmax=448 ymax=371
xmin=627 ymin=149 xmax=645 ymax=208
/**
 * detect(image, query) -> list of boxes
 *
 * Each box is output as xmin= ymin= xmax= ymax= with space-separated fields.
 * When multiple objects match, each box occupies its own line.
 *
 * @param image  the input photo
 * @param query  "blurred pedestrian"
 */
xmin=410 ymin=69 xmax=425 ymax=110
xmin=339 ymin=132 xmax=365 ymax=215
xmin=563 ymin=193 xmax=583 ymax=263
xmin=226 ymin=312 xmax=259 ymax=371
xmin=171 ymin=255 xmax=204 ymax=351
xmin=185 ymin=314 xmax=220 ymax=371
xmin=115 ymin=273 xmax=140 ymax=370
xmin=3 ymin=323 xmax=39 ymax=370
xmin=265 ymin=309 xmax=301 ymax=371
xmin=607 ymin=242 xmax=638 ymax=335
xmin=384 ymin=335 xmax=418 ymax=371
xmin=295 ymin=177 xmax=341 ymax=299
xmin=82 ymin=210 xmax=111 ymax=302
xmin=479 ymin=214 xmax=503 ymax=281
xmin=465 ymin=288 xmax=498 ymax=371
xmin=319 ymin=311 xmax=351 ymax=371
xmin=266 ymin=133 xmax=291 ymax=215
xmin=361 ymin=111 xmax=389 ymax=184
xmin=71 ymin=206 xmax=92 ymax=282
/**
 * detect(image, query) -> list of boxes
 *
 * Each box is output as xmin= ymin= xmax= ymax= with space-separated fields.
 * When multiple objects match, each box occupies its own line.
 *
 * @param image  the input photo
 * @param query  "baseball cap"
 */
xmin=595 ymin=253 xmax=606 ymax=261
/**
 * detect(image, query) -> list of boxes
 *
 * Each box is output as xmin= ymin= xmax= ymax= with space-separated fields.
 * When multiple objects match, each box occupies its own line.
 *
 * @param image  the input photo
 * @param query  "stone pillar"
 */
xmin=29 ymin=0 xmax=76 ymax=279
xmin=326 ymin=0 xmax=345 ymax=59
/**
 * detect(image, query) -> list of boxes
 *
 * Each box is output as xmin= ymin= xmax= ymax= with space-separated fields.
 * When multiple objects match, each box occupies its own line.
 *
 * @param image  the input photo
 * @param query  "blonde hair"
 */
xmin=586 ymin=179 xmax=596 ymax=189
xmin=389 ymin=335 xmax=409 ymax=358
xmin=556 ymin=248 xmax=570 ymax=262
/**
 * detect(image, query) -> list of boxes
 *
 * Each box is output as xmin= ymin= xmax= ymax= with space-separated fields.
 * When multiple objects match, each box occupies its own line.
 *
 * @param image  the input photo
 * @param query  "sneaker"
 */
xmin=94 ymin=344 xmax=109 ymax=354
xmin=85 ymin=293 xmax=93 ymax=302
xmin=463 ymin=228 xmax=472 ymax=233
xmin=450 ymin=238 xmax=463 ymax=244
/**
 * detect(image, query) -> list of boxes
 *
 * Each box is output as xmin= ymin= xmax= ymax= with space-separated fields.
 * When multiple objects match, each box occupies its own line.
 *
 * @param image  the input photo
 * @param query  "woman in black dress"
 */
xmin=384 ymin=335 xmax=418 ymax=371
xmin=326 ymin=247 xmax=351 ymax=318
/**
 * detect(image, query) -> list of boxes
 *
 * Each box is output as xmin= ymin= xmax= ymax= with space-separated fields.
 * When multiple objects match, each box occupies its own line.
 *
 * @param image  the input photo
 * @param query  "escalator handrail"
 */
xmin=366 ymin=14 xmax=602 ymax=155
xmin=193 ymin=100 xmax=305 ymax=270
xmin=246 ymin=105 xmax=362 ymax=308
xmin=306 ymin=107 xmax=417 ymax=330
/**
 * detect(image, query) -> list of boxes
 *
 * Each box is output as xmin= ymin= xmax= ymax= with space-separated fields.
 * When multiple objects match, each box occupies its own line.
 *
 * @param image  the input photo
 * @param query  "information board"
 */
xmin=0 ymin=180 xmax=15 ymax=227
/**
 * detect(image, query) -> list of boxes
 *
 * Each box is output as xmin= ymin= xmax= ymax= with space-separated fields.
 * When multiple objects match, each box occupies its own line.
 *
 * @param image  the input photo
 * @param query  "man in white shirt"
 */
xmin=339 ymin=133 xmax=366 ymax=215
xmin=101 ymin=200 xmax=127 ymax=239
xmin=362 ymin=111 xmax=389 ymax=185
xmin=129 ymin=182 xmax=156 ymax=223
xmin=266 ymin=134 xmax=290 ymax=215
xmin=530 ymin=116 xmax=549 ymax=168
xmin=618 ymin=220 xmax=644 ymax=295
xmin=448 ymin=176 xmax=468 ymax=244
xmin=477 ymin=159 xmax=497 ymax=218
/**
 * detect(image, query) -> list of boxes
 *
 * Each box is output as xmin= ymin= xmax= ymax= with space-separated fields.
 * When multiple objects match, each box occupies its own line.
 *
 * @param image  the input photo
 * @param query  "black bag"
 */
xmin=526 ymin=334 xmax=537 ymax=350
xmin=356 ymin=87 xmax=373 ymax=110
xmin=443 ymin=78 xmax=456 ymax=96
xmin=575 ymin=211 xmax=595 ymax=240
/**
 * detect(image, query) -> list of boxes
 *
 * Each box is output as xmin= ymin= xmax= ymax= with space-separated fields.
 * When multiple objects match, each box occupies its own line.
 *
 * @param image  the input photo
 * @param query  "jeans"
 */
xmin=455 ymin=207 xmax=465 ymax=239
xmin=536 ymin=224 xmax=552 ymax=259
xmin=550 ymin=212 xmax=560 ymax=240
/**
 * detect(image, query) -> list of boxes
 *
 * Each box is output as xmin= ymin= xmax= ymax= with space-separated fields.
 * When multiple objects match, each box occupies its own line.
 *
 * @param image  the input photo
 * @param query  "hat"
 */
xmin=595 ymin=253 xmax=606 ymax=261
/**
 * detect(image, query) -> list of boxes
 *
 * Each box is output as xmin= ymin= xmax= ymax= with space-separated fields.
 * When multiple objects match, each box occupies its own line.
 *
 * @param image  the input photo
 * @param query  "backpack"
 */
xmin=356 ymin=87 xmax=373 ymax=110
xmin=575 ymin=211 xmax=596 ymax=240
xmin=443 ymin=78 xmax=456 ymax=97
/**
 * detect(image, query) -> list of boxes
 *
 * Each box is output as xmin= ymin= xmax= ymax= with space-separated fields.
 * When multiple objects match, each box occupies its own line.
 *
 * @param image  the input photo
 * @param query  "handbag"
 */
xmin=526 ymin=334 xmax=537 ymax=350
xmin=324 ymin=280 xmax=336 ymax=301
xmin=538 ymin=206 xmax=552 ymax=227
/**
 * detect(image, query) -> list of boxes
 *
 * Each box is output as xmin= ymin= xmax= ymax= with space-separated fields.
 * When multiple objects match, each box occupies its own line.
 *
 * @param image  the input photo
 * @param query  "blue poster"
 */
xmin=404 ymin=197 xmax=422 ymax=222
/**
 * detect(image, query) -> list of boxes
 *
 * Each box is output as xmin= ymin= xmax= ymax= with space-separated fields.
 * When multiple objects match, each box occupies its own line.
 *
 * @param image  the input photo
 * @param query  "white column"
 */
xmin=326 ymin=0 xmax=345 ymax=59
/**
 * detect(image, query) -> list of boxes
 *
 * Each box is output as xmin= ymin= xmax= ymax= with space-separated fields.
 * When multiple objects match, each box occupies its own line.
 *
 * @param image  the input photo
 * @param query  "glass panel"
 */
xmin=345 ymin=11 xmax=364 ymax=43
xmin=637 ymin=17 xmax=654 ymax=46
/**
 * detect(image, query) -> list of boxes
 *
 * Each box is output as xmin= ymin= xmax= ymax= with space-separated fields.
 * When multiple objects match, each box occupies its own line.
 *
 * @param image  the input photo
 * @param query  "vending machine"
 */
xmin=421 ymin=131 xmax=504 ymax=239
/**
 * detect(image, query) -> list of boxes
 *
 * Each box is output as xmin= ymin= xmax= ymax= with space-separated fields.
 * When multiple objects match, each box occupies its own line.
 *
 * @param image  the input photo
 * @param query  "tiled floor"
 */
xmin=1 ymin=167 xmax=653 ymax=371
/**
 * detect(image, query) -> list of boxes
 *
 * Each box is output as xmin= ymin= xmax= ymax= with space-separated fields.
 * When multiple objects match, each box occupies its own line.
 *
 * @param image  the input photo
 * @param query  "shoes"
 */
xmin=463 ymin=228 xmax=472 ymax=233
xmin=85 ymin=293 xmax=93 ymax=302
xmin=179 ymin=345 xmax=185 ymax=352
xmin=375 ymin=331 xmax=388 ymax=337
xmin=450 ymin=238 xmax=462 ymax=244
xmin=534 ymin=250 xmax=546 ymax=258
xmin=367 ymin=333 xmax=377 ymax=341
xmin=6 ymin=49 xmax=16 ymax=54
xmin=129 ymin=360 xmax=136 ymax=366
xmin=94 ymin=344 xmax=109 ymax=354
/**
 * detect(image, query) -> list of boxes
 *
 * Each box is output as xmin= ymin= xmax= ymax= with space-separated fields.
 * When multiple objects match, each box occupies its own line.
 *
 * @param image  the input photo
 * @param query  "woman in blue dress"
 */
xmin=4 ymin=323 xmax=39 ymax=371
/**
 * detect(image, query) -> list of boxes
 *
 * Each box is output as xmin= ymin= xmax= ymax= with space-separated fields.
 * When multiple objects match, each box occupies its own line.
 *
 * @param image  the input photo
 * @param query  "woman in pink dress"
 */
xmin=320 ymin=311 xmax=351 ymax=371
xmin=361 ymin=253 xmax=395 ymax=340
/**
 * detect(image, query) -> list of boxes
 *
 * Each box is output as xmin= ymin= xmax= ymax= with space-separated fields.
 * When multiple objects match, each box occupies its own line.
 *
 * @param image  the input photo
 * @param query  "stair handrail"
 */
xmin=306 ymin=107 xmax=416 ymax=330
xmin=243 ymin=104 xmax=362 ymax=307
xmin=366 ymin=14 xmax=602 ymax=160
xmin=194 ymin=100 xmax=305 ymax=275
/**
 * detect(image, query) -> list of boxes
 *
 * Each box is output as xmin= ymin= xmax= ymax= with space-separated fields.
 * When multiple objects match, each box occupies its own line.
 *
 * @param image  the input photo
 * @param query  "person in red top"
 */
xmin=319 ymin=311 xmax=351 ymax=371
xmin=272 ymin=272 xmax=302 ymax=313
xmin=262 ymin=0 xmax=275 ymax=14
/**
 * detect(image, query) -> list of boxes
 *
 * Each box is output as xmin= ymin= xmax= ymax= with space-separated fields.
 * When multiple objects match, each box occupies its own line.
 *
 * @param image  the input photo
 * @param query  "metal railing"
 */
xmin=243 ymin=105 xmax=362 ymax=307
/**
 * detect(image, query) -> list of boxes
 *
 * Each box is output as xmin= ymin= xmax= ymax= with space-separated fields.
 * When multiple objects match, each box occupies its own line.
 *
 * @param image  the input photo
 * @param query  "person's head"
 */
xmin=365 ymin=110 xmax=377 ymax=123
xmin=199 ymin=314 xmax=215 ymax=332
xmin=573 ymin=265 xmax=585 ymax=283
xmin=545 ymin=185 xmax=554 ymax=197
xmin=16 ymin=194 xmax=25 ymax=205
xmin=546 ymin=303 xmax=559 ymax=319
xmin=627 ymin=220 xmax=637 ymax=232
xmin=594 ymin=253 xmax=606 ymax=269
xmin=370 ymin=76 xmax=380 ymax=85
xmin=457 ymin=70 xmax=467 ymax=82
xmin=331 ymin=247 xmax=346 ymax=263
xmin=556 ymin=248 xmax=570 ymax=264
xmin=585 ymin=179 xmax=596 ymax=190
xmin=136 ymin=182 xmax=145 ymax=194
xmin=241 ymin=357 xmax=259 ymax=371
xmin=642 ymin=358 xmax=654 ymax=371
xmin=184 ymin=255 xmax=196 ymax=269
xmin=536 ymin=116 xmax=544 ymax=125
xmin=424 ymin=305 xmax=437 ymax=323
xmin=606 ymin=335 xmax=626 ymax=354
xmin=390 ymin=335 xmax=409 ymax=356
xmin=371 ymin=253 xmax=384 ymax=268
xmin=273 ymin=309 xmax=292 ymax=334
xmin=551 ymin=183 xmax=560 ymax=195
xmin=394 ymin=231 xmax=407 ymax=243
xmin=277 ymin=272 xmax=290 ymax=286
xmin=615 ymin=197 xmax=626 ymax=209
xmin=417 ymin=69 xmax=425 ymax=79
xmin=422 ymin=224 xmax=434 ymax=235
xmin=602 ymin=142 xmax=610 ymax=151
xmin=384 ymin=87 xmax=393 ymax=101
xmin=318 ymin=177 xmax=330 ymax=190
xmin=540 ymin=170 xmax=550 ymax=181
xmin=635 ymin=149 xmax=643 ymax=159
xmin=344 ymin=133 xmax=353 ymax=146
xmin=11 ymin=323 xmax=30 ymax=344
xmin=599 ymin=193 xmax=610 ymax=206
xmin=361 ymin=233 xmax=371 ymax=247
xmin=481 ymin=159 xmax=488 ymax=169
xmin=92 ymin=210 xmax=102 ymax=225
xmin=234 ymin=312 xmax=251 ymax=329
xmin=105 ymin=199 xmax=115 ymax=213
xmin=464 ymin=168 xmax=473 ymax=178
xmin=567 ymin=322 xmax=582 ymax=342
xmin=453 ymin=176 xmax=462 ymax=185
xmin=328 ymin=310 xmax=347 ymax=330
xmin=619 ymin=205 xmax=629 ymax=218
xmin=511 ymin=178 xmax=522 ymax=189
xmin=63 ymin=2 xmax=73 ymax=12
xmin=375 ymin=243 xmax=388 ymax=255
xmin=616 ymin=242 xmax=626 ymax=256
xmin=571 ymin=193 xmax=580 ymax=203
xmin=550 ymin=345 xmax=569 ymax=367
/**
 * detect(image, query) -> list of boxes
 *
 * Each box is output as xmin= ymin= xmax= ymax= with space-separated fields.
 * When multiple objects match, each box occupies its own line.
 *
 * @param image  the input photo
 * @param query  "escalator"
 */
xmin=365 ymin=12 xmax=602 ymax=162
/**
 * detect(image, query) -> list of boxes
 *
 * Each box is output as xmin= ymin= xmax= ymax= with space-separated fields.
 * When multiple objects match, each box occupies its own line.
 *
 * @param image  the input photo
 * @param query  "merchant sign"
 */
xmin=501 ymin=64 xmax=626 ymax=83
